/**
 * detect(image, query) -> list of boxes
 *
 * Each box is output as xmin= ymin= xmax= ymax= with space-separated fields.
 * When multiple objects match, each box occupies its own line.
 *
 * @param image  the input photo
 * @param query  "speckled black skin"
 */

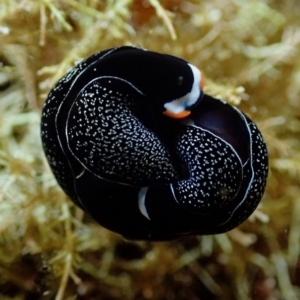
xmin=41 ymin=46 xmax=268 ymax=241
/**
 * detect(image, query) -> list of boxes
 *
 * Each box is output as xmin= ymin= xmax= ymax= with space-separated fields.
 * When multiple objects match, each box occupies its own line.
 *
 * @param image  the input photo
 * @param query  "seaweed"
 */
xmin=0 ymin=0 xmax=299 ymax=299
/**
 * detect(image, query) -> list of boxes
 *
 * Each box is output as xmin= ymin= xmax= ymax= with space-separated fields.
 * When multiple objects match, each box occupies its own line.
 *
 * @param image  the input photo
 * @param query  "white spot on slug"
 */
xmin=138 ymin=187 xmax=151 ymax=220
xmin=76 ymin=168 xmax=85 ymax=179
xmin=164 ymin=63 xmax=202 ymax=114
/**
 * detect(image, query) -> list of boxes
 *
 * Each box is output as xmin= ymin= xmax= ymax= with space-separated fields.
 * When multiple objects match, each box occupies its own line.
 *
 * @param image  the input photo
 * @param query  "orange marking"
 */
xmin=163 ymin=110 xmax=191 ymax=119
xmin=199 ymin=70 xmax=204 ymax=90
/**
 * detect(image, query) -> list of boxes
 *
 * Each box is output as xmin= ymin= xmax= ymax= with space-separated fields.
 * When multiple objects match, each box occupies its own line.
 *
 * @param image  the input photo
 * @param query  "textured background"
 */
xmin=0 ymin=0 xmax=299 ymax=299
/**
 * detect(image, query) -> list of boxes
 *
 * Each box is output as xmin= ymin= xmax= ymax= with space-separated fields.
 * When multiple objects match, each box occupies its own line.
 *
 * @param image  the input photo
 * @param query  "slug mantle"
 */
xmin=41 ymin=46 xmax=268 ymax=241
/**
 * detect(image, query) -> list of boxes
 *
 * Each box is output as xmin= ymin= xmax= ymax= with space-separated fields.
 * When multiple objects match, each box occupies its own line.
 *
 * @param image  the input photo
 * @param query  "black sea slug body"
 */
xmin=41 ymin=46 xmax=268 ymax=241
